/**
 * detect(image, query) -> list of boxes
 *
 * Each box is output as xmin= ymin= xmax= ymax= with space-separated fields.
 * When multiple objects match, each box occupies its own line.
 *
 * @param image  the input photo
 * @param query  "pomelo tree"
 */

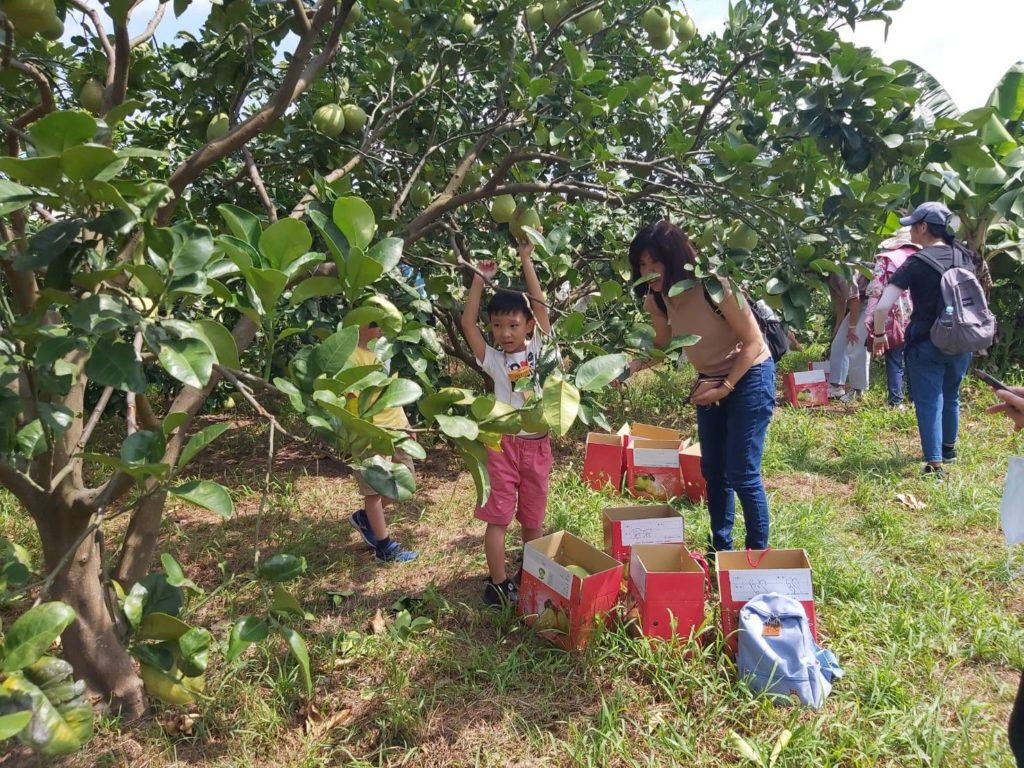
xmin=1 ymin=0 xmax=929 ymax=748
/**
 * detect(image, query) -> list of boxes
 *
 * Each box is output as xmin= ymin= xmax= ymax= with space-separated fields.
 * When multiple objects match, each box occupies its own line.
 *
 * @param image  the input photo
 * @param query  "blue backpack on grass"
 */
xmin=737 ymin=593 xmax=837 ymax=708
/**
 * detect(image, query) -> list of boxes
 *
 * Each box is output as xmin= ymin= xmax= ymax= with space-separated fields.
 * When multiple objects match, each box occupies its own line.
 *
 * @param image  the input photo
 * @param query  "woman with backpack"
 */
xmin=863 ymin=227 xmax=917 ymax=408
xmin=616 ymin=220 xmax=775 ymax=553
xmin=870 ymin=202 xmax=994 ymax=477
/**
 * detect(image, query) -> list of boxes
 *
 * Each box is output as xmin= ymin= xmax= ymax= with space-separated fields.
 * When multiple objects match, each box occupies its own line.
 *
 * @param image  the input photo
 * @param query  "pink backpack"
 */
xmin=864 ymin=245 xmax=915 ymax=348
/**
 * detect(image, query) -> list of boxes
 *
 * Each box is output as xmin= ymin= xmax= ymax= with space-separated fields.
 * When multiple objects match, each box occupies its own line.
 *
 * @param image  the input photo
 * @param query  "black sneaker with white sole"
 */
xmin=482 ymin=578 xmax=518 ymax=607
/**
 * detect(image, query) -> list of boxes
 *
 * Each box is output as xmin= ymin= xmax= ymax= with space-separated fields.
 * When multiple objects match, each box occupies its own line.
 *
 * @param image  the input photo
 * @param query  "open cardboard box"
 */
xmin=602 ymin=505 xmax=684 ymax=576
xmin=716 ymin=548 xmax=816 ymax=654
xmin=808 ymin=360 xmax=830 ymax=382
xmin=620 ymin=423 xmax=690 ymax=500
xmin=519 ymin=531 xmax=624 ymax=651
xmin=679 ymin=443 xmax=706 ymax=503
xmin=628 ymin=544 xmax=708 ymax=641
xmin=581 ymin=433 xmax=626 ymax=492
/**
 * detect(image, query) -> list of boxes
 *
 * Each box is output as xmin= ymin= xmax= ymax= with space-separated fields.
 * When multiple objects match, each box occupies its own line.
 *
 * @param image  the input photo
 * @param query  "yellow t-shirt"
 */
xmin=348 ymin=346 xmax=409 ymax=430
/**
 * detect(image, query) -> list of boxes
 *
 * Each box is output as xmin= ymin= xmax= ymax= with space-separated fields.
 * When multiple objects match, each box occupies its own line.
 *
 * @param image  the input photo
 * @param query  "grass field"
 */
xmin=2 ymin=349 xmax=1023 ymax=767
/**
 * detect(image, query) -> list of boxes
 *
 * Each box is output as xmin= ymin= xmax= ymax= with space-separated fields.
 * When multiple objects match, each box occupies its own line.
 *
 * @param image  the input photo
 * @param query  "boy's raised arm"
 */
xmin=518 ymin=239 xmax=550 ymax=334
xmin=460 ymin=260 xmax=494 ymax=363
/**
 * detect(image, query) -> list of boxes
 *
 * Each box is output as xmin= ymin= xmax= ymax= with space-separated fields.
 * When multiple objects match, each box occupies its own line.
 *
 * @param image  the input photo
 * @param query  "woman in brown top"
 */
xmin=619 ymin=220 xmax=775 ymax=552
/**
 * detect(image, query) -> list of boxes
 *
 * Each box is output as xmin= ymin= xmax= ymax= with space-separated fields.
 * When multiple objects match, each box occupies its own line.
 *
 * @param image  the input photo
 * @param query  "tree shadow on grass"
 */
xmin=780 ymin=452 xmax=918 ymax=483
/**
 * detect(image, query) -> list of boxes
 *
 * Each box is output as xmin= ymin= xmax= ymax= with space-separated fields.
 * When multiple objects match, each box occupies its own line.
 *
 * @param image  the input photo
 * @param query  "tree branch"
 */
xmin=129 ymin=3 xmax=166 ymax=48
xmin=68 ymin=0 xmax=116 ymax=80
xmin=242 ymin=147 xmax=278 ymax=223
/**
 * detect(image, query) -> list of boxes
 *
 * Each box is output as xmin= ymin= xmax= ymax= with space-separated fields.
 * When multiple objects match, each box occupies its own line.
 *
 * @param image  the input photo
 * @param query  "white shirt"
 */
xmin=477 ymin=335 xmax=544 ymax=424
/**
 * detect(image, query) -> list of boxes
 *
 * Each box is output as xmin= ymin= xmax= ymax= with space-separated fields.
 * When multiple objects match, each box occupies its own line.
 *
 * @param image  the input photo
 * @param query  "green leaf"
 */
xmin=15 ymin=219 xmax=84 ymax=270
xmin=368 ymin=237 xmax=403 ymax=271
xmin=1 ymin=602 xmax=76 ymax=673
xmin=28 ymin=111 xmax=97 ymax=157
xmin=358 ymin=455 xmax=416 ymax=501
xmin=290 ymin=276 xmax=343 ymax=306
xmin=434 ymin=413 xmax=479 ymax=440
xmin=194 ymin=319 xmax=240 ymax=369
xmin=270 ymin=585 xmax=309 ymax=618
xmin=332 ymin=196 xmax=376 ymax=250
xmin=61 ymin=144 xmax=121 ymax=182
xmin=363 ymin=378 xmax=423 ymax=419
xmin=988 ymin=62 xmax=1024 ymax=125
xmin=85 ymin=337 xmax=146 ymax=393
xmin=218 ymin=204 xmax=262 ymax=246
xmin=158 ymin=337 xmax=215 ymax=389
xmin=170 ymin=223 xmax=215 ymax=277
xmin=315 ymin=327 xmax=359 ymax=376
xmin=176 ymin=627 xmax=212 ymax=677
xmin=278 ymin=626 xmax=312 ymax=696
xmin=16 ymin=421 xmax=47 ymax=459
xmin=5 ymin=656 xmax=93 ymax=755
xmin=0 ymin=156 xmax=63 ymax=188
xmin=0 ymin=179 xmax=36 ymax=215
xmin=541 ymin=376 xmax=580 ymax=437
xmin=177 ymin=423 xmax=234 ymax=470
xmin=0 ymin=707 xmax=32 ymax=741
xmin=160 ymin=552 xmax=200 ymax=593
xmin=162 ymin=412 xmax=189 ymax=437
xmin=457 ymin=444 xmax=490 ymax=507
xmin=344 ymin=247 xmax=385 ymax=295
xmin=120 ymin=430 xmax=164 ymax=465
xmin=259 ymin=218 xmax=312 ymax=272
xmin=169 ymin=480 xmax=233 ymax=518
xmin=667 ymin=279 xmax=697 ymax=297
xmin=257 ymin=553 xmax=307 ymax=582
xmin=226 ymin=616 xmax=269 ymax=662
xmin=105 ymin=99 xmax=146 ymax=126
xmin=574 ymin=354 xmax=627 ymax=391
xmin=138 ymin=612 xmax=191 ymax=641
xmin=244 ymin=267 xmax=289 ymax=318
xmin=69 ymin=294 xmax=139 ymax=335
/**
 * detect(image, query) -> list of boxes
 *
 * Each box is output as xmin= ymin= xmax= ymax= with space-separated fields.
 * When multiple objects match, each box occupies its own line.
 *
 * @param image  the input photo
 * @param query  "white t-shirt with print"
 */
xmin=477 ymin=334 xmax=543 ymax=411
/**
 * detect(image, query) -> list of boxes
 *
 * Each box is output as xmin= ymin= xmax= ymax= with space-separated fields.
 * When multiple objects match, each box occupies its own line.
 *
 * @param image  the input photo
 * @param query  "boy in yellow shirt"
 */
xmin=348 ymin=323 xmax=417 ymax=563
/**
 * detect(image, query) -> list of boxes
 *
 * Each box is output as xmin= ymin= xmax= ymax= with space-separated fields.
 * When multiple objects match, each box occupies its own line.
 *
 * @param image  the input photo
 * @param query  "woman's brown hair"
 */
xmin=628 ymin=220 xmax=699 ymax=313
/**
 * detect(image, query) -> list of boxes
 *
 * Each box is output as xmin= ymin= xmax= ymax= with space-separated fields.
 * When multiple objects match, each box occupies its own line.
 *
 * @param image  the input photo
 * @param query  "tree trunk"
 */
xmin=35 ymin=504 xmax=146 ymax=719
xmin=114 ymin=489 xmax=168 ymax=587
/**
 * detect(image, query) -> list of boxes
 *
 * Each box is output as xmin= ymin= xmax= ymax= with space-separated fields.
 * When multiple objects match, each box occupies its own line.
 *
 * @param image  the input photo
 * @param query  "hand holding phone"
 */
xmin=974 ymin=369 xmax=1007 ymax=391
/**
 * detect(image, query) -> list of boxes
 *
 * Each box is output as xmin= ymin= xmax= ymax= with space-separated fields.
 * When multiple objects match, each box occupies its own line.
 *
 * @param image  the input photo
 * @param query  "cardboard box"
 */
xmin=628 ymin=544 xmax=708 ymax=641
xmin=716 ymin=548 xmax=817 ymax=654
xmin=679 ymin=443 xmax=706 ymax=503
xmin=808 ymin=360 xmax=830 ymax=382
xmin=519 ymin=532 xmax=624 ymax=651
xmin=602 ymin=505 xmax=685 ymax=565
xmin=621 ymin=424 xmax=689 ymax=500
xmin=582 ymin=433 xmax=626 ymax=491
xmin=783 ymin=370 xmax=828 ymax=408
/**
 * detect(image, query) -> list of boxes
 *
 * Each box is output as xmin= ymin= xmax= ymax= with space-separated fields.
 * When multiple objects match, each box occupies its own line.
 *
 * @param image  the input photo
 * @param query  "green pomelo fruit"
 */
xmin=312 ymin=103 xmax=345 ymax=137
xmin=648 ymin=28 xmax=674 ymax=50
xmin=641 ymin=6 xmax=671 ymax=36
xmin=341 ymin=1 xmax=362 ymax=31
xmin=410 ymin=182 xmax=431 ymax=208
xmin=454 ymin=11 xmax=477 ymax=35
xmin=566 ymin=564 xmax=590 ymax=579
xmin=341 ymin=103 xmax=367 ymax=134
xmin=490 ymin=194 xmax=516 ymax=223
xmin=509 ymin=206 xmax=541 ymax=239
xmin=79 ymin=78 xmax=104 ymax=114
xmin=673 ymin=13 xmax=696 ymax=43
xmin=542 ymin=0 xmax=561 ymax=25
xmin=526 ymin=4 xmax=544 ymax=30
xmin=577 ymin=9 xmax=603 ymax=35
xmin=206 ymin=112 xmax=230 ymax=141
xmin=727 ymin=223 xmax=758 ymax=251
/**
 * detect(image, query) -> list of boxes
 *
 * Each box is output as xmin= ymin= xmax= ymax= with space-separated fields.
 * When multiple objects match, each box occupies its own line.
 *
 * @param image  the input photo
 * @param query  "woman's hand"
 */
xmin=690 ymin=380 xmax=729 ymax=407
xmin=612 ymin=359 xmax=644 ymax=389
xmin=986 ymin=386 xmax=1024 ymax=431
xmin=871 ymin=335 xmax=888 ymax=358
xmin=847 ymin=325 xmax=859 ymax=345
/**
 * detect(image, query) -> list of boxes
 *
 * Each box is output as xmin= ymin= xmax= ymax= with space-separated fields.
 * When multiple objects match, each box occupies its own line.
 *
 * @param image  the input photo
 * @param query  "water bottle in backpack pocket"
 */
xmin=737 ymin=593 xmax=831 ymax=708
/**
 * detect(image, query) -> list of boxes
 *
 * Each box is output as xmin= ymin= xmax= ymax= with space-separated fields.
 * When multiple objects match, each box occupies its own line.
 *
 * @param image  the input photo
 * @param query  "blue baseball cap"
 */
xmin=899 ymin=202 xmax=953 ymax=228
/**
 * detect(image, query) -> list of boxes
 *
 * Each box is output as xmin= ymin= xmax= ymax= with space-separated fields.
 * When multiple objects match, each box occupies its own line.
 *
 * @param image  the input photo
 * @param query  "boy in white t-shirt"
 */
xmin=460 ymin=239 xmax=552 ymax=607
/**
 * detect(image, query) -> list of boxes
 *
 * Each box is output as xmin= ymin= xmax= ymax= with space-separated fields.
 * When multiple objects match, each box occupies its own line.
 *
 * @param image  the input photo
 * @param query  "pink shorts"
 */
xmin=475 ymin=434 xmax=553 ymax=529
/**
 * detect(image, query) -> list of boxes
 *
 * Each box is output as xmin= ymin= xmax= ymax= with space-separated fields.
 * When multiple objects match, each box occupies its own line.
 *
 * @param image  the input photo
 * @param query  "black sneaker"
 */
xmin=482 ymin=579 xmax=518 ymax=607
xmin=922 ymin=463 xmax=945 ymax=479
xmin=942 ymin=444 xmax=957 ymax=463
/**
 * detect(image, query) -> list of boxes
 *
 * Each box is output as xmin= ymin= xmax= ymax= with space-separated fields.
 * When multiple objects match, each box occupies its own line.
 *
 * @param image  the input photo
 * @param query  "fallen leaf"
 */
xmin=368 ymin=608 xmax=387 ymax=635
xmin=896 ymin=492 xmax=927 ymax=510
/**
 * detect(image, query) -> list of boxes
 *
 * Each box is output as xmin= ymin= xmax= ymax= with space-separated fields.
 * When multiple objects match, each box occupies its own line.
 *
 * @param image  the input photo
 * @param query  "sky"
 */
xmin=76 ymin=0 xmax=1023 ymax=110
xmin=684 ymin=0 xmax=1024 ymax=110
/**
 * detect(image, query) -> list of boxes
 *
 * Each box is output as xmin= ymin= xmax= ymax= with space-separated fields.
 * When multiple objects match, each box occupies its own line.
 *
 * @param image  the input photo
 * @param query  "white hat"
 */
xmin=878 ymin=226 xmax=917 ymax=251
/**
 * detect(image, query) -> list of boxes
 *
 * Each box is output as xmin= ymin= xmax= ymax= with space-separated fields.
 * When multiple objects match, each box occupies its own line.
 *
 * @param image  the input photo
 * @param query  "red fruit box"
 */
xmin=602 ymin=504 xmax=684 ymax=578
xmin=621 ymin=423 xmax=689 ymax=501
xmin=519 ymin=532 xmax=623 ymax=651
xmin=582 ymin=433 xmax=626 ymax=492
xmin=716 ymin=548 xmax=816 ymax=655
xmin=628 ymin=544 xmax=709 ymax=641
xmin=679 ymin=443 xmax=706 ymax=503
xmin=783 ymin=369 xmax=828 ymax=407
xmin=808 ymin=360 xmax=830 ymax=383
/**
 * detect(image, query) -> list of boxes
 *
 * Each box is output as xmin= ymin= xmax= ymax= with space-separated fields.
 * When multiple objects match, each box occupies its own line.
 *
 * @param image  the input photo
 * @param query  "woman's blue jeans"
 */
xmin=885 ymin=345 xmax=907 ymax=405
xmin=905 ymin=339 xmax=971 ymax=463
xmin=696 ymin=359 xmax=775 ymax=551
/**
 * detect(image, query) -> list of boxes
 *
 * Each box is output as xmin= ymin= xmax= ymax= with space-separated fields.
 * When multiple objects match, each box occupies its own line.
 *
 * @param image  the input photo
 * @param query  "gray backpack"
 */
xmin=916 ymin=245 xmax=996 ymax=355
